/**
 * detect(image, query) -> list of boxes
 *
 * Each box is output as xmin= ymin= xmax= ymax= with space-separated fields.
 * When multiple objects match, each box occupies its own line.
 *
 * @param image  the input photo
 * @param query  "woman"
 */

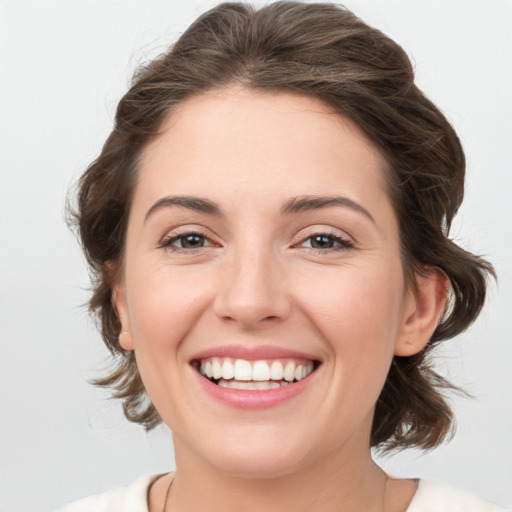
xmin=59 ymin=2 xmax=504 ymax=511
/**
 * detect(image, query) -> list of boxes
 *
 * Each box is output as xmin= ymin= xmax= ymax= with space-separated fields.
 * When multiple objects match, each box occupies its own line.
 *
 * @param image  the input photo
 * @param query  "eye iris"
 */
xmin=311 ymin=235 xmax=334 ymax=248
xmin=181 ymin=234 xmax=204 ymax=248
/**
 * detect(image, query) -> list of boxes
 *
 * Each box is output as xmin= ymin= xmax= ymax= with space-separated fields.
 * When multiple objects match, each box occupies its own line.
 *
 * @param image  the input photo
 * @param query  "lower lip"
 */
xmin=193 ymin=368 xmax=317 ymax=410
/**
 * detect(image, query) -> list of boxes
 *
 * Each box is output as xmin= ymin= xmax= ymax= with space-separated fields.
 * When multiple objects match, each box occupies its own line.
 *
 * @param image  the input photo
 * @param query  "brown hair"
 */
xmin=70 ymin=2 xmax=495 ymax=451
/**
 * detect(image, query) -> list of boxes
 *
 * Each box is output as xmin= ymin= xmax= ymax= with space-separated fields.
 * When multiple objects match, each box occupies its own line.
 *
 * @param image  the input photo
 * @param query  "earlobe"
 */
xmin=394 ymin=268 xmax=449 ymax=357
xmin=113 ymin=283 xmax=134 ymax=351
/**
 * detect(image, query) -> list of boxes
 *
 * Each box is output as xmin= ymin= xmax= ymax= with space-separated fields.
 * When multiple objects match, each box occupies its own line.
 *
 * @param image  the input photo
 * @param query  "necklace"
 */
xmin=161 ymin=474 xmax=174 ymax=512
xmin=160 ymin=472 xmax=392 ymax=512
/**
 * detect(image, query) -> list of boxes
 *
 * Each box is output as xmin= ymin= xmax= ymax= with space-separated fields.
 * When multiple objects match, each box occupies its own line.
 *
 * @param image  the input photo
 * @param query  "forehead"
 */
xmin=136 ymin=87 xmax=390 ymax=214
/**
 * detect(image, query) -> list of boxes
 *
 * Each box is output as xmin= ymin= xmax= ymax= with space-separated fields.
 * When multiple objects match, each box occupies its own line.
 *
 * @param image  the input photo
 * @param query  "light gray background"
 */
xmin=1 ymin=1 xmax=511 ymax=510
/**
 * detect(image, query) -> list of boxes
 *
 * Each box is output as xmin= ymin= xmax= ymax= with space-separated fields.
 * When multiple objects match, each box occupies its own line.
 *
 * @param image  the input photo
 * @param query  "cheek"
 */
xmin=296 ymin=262 xmax=405 ymax=363
xmin=123 ymin=264 xmax=214 ymax=418
xmin=126 ymin=263 xmax=211 ymax=356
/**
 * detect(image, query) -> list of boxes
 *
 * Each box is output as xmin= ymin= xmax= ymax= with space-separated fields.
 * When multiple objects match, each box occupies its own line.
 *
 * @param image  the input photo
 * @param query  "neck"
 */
xmin=165 ymin=439 xmax=390 ymax=512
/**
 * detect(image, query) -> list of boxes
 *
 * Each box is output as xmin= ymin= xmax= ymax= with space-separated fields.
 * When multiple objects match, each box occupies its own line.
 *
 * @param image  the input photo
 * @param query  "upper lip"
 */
xmin=189 ymin=344 xmax=321 ymax=363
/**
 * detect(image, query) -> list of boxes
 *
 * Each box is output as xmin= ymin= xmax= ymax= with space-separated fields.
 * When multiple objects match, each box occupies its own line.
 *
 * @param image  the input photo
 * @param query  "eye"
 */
xmin=299 ymin=232 xmax=353 ymax=252
xmin=161 ymin=232 xmax=213 ymax=251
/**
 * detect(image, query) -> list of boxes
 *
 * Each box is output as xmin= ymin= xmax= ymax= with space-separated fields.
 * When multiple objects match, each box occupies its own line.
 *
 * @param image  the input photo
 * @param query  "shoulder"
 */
xmin=55 ymin=475 xmax=157 ymax=512
xmin=407 ymin=479 xmax=508 ymax=512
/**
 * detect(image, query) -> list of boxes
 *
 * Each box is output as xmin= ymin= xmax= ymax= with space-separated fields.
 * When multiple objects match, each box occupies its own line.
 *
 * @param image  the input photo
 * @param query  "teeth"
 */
xmin=222 ymin=359 xmax=234 ymax=380
xmin=212 ymin=358 xmax=223 ymax=379
xmin=205 ymin=361 xmax=213 ymax=379
xmin=294 ymin=365 xmax=304 ymax=381
xmin=283 ymin=362 xmax=295 ymax=382
xmin=234 ymin=359 xmax=252 ymax=381
xmin=270 ymin=361 xmax=284 ymax=380
xmin=218 ymin=379 xmax=283 ymax=390
xmin=252 ymin=361 xmax=270 ymax=381
xmin=197 ymin=357 xmax=316 ymax=384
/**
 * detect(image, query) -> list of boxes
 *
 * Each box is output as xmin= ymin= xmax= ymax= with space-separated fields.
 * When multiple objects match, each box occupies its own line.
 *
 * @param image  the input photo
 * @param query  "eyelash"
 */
xmin=160 ymin=230 xmax=354 ymax=254
xmin=160 ymin=231 xmax=214 ymax=252
xmin=298 ymin=231 xmax=354 ymax=253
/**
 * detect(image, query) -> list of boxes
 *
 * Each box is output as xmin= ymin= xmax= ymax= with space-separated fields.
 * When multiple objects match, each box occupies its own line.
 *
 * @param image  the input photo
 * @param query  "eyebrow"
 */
xmin=145 ymin=196 xmax=223 ymax=222
xmin=144 ymin=194 xmax=374 ymax=223
xmin=281 ymin=195 xmax=375 ymax=223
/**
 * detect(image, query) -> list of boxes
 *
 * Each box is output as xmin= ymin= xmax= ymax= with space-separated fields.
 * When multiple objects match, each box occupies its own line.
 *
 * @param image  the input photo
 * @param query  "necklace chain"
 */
xmin=161 ymin=472 xmax=391 ymax=512
xmin=162 ymin=474 xmax=174 ymax=512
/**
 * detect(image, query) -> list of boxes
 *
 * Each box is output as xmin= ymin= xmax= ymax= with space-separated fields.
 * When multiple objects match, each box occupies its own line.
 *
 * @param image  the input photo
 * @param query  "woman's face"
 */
xmin=115 ymin=88 xmax=420 ymax=477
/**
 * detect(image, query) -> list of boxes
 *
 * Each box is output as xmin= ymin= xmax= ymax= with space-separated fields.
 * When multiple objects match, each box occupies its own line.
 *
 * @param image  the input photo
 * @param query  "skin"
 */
xmin=114 ymin=87 xmax=447 ymax=512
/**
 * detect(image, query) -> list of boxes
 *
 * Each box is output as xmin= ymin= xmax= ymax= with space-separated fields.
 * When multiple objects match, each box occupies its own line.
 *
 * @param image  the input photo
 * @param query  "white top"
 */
xmin=56 ymin=475 xmax=508 ymax=512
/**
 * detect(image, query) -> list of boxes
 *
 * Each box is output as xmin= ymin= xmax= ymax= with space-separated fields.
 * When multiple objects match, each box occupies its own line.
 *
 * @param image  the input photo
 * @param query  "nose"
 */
xmin=212 ymin=246 xmax=292 ymax=329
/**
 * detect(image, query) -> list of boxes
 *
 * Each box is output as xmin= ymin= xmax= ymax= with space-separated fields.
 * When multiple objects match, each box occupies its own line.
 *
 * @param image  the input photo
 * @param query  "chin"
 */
xmin=192 ymin=428 xmax=313 ymax=479
xmin=211 ymin=450 xmax=308 ymax=480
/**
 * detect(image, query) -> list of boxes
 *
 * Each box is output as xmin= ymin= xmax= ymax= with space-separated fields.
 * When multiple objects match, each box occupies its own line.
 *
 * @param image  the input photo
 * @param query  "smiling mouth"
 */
xmin=192 ymin=357 xmax=320 ymax=390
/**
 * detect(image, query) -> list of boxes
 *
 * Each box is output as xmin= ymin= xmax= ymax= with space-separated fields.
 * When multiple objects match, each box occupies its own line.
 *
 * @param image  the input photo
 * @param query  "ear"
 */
xmin=394 ymin=267 xmax=449 ymax=357
xmin=113 ymin=281 xmax=134 ymax=351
